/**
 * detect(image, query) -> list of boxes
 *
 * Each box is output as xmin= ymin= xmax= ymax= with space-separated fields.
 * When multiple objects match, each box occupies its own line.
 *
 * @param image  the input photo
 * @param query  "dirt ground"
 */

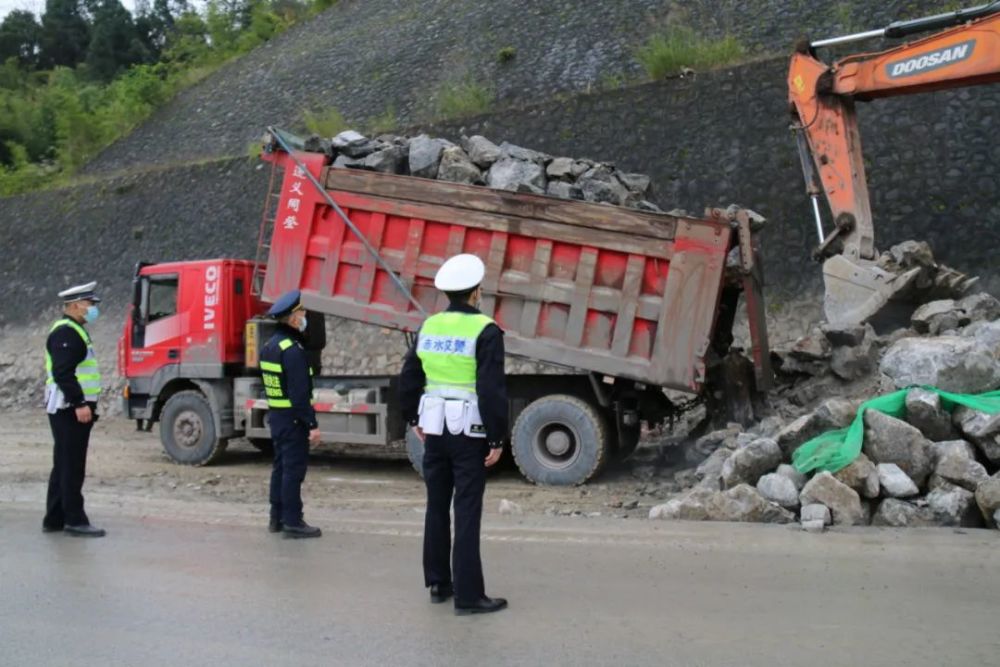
xmin=0 ymin=411 xmax=673 ymax=522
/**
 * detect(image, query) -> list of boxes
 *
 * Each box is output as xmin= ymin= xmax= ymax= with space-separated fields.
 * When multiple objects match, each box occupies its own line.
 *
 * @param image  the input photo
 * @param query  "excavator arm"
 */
xmin=788 ymin=3 xmax=1000 ymax=324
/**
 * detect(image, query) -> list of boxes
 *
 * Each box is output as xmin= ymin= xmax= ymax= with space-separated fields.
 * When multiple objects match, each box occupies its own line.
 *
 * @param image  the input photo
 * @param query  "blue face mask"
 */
xmin=84 ymin=305 xmax=100 ymax=323
xmin=297 ymin=315 xmax=308 ymax=333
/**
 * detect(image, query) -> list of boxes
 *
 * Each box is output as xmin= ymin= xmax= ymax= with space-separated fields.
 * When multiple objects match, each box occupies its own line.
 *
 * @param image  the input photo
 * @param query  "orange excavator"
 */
xmin=789 ymin=2 xmax=1000 ymax=325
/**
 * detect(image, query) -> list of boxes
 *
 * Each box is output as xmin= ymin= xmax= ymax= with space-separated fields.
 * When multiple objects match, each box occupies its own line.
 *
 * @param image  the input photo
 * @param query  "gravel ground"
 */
xmin=0 ymin=411 xmax=674 ymax=521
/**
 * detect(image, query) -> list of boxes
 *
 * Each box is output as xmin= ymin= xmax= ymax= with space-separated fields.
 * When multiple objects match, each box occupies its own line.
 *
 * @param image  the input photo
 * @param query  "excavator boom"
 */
xmin=789 ymin=4 xmax=1000 ymax=325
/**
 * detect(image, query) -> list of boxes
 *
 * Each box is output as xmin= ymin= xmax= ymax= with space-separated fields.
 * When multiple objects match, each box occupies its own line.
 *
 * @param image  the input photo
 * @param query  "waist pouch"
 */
xmin=418 ymin=395 xmax=486 ymax=438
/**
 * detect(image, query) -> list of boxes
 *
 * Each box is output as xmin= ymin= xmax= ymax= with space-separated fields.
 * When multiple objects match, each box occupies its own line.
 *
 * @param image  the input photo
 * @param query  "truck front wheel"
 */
xmin=511 ymin=394 xmax=608 ymax=486
xmin=160 ymin=390 xmax=228 ymax=465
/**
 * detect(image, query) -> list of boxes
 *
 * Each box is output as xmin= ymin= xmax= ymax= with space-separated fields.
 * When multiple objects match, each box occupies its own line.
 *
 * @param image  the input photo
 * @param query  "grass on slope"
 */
xmin=433 ymin=77 xmax=495 ymax=120
xmin=637 ymin=26 xmax=746 ymax=79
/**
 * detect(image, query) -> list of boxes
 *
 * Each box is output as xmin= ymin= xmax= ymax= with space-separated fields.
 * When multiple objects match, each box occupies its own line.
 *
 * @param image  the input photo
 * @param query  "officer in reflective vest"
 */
xmin=42 ymin=281 xmax=105 ymax=537
xmin=399 ymin=254 xmax=509 ymax=615
xmin=260 ymin=290 xmax=322 ymax=538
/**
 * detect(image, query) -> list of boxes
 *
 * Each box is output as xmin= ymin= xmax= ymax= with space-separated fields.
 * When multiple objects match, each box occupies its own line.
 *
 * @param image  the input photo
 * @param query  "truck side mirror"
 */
xmin=303 ymin=311 xmax=326 ymax=351
xmin=303 ymin=311 xmax=326 ymax=377
xmin=131 ymin=281 xmax=142 ymax=323
xmin=130 ymin=261 xmax=151 ymax=324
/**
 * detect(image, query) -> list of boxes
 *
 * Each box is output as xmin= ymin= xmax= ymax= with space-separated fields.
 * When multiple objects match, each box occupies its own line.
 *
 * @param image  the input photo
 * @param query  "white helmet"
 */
xmin=434 ymin=254 xmax=486 ymax=292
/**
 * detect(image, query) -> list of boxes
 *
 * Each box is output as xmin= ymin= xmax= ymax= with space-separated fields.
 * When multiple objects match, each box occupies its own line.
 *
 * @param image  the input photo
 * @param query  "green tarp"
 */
xmin=792 ymin=386 xmax=1000 ymax=474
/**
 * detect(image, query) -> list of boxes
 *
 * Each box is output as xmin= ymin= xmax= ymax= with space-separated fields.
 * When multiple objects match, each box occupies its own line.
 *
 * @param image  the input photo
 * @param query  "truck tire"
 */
xmin=405 ymin=427 xmax=425 ymax=478
xmin=159 ymin=390 xmax=228 ymax=465
xmin=511 ymin=394 xmax=607 ymax=486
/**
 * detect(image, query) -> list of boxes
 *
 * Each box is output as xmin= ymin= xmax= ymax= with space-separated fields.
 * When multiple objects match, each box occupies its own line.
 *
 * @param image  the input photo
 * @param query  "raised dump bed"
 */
xmin=260 ymin=149 xmax=771 ymax=397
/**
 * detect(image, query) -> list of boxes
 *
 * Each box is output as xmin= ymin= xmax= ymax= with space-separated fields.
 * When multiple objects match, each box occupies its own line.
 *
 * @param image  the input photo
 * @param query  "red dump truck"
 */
xmin=118 ymin=130 xmax=771 ymax=485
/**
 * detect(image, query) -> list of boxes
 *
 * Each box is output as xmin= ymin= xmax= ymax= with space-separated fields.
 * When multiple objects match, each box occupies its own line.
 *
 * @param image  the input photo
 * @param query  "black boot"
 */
xmin=65 ymin=524 xmax=106 ymax=538
xmin=268 ymin=519 xmax=283 ymax=533
xmin=429 ymin=583 xmax=454 ymax=604
xmin=282 ymin=521 xmax=321 ymax=539
xmin=455 ymin=596 xmax=507 ymax=616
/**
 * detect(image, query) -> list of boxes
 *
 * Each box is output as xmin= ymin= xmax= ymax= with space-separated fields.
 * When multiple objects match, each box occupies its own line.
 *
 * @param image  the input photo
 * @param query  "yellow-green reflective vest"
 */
xmin=45 ymin=318 xmax=101 ymax=401
xmin=417 ymin=311 xmax=493 ymax=400
xmin=259 ymin=338 xmax=314 ymax=409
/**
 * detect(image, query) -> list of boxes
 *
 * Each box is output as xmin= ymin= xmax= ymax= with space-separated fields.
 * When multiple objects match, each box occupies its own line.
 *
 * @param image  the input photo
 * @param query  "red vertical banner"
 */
xmin=262 ymin=152 xmax=327 ymax=302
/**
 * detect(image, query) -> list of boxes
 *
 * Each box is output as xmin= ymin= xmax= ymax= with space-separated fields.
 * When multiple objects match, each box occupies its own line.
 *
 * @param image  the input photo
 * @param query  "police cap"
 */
xmin=266 ymin=289 xmax=302 ymax=319
xmin=58 ymin=281 xmax=101 ymax=303
xmin=434 ymin=254 xmax=485 ymax=292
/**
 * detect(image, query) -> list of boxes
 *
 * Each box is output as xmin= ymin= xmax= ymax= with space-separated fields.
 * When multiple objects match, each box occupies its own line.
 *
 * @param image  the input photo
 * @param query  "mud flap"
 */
xmin=704 ymin=349 xmax=757 ymax=429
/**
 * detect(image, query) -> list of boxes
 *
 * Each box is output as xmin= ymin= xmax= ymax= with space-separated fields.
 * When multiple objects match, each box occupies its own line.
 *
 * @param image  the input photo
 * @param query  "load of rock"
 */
xmin=314 ymin=129 xmax=663 ymax=212
xmin=649 ymin=286 xmax=1000 ymax=532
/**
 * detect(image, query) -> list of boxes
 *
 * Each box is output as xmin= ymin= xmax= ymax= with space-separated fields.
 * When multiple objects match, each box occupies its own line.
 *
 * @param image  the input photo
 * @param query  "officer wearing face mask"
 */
xmin=260 ymin=290 xmax=322 ymax=538
xmin=43 ymin=281 xmax=106 ymax=537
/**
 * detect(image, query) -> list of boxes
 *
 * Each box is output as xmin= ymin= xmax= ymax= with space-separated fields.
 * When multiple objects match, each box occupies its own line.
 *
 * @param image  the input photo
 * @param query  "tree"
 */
xmin=39 ymin=0 xmax=90 ymax=69
xmin=162 ymin=9 xmax=208 ymax=63
xmin=0 ymin=10 xmax=42 ymax=68
xmin=86 ymin=0 xmax=149 ymax=81
xmin=133 ymin=0 xmax=190 ymax=58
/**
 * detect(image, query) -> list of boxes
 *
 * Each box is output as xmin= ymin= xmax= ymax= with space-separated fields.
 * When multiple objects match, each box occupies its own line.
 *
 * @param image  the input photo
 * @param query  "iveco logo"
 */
xmin=887 ymin=40 xmax=975 ymax=78
xmin=204 ymin=264 xmax=220 ymax=331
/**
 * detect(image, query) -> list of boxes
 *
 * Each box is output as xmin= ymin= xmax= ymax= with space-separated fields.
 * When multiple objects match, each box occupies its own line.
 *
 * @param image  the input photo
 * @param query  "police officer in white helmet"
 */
xmin=42 ymin=282 xmax=106 ymax=537
xmin=399 ymin=254 xmax=508 ymax=615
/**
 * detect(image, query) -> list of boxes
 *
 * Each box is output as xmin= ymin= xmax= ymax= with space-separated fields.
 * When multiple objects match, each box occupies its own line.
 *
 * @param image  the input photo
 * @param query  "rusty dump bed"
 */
xmin=260 ymin=150 xmax=770 ymax=394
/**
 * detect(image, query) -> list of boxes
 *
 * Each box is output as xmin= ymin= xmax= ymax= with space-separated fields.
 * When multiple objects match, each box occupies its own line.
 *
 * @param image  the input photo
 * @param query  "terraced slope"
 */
xmin=81 ymin=0 xmax=952 ymax=176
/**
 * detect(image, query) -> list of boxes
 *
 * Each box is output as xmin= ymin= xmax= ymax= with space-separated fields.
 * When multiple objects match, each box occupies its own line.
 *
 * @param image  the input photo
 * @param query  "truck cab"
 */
xmin=119 ymin=259 xmax=263 ymax=461
xmin=119 ymin=258 xmax=397 ymax=466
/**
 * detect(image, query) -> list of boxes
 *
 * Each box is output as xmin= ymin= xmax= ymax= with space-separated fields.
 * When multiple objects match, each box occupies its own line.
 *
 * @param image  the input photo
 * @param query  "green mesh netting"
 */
xmin=792 ymin=386 xmax=1000 ymax=474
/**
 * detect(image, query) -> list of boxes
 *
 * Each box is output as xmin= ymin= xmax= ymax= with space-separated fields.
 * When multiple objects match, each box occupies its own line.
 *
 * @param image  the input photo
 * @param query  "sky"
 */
xmin=0 ymin=0 xmax=138 ymax=20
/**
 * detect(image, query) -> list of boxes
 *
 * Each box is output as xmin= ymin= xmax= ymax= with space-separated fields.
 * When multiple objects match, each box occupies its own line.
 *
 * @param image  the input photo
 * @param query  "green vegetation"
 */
xmin=433 ymin=77 xmax=494 ymax=120
xmin=597 ymin=72 xmax=631 ymax=91
xmin=366 ymin=105 xmax=398 ymax=135
xmin=302 ymin=106 xmax=349 ymax=137
xmin=832 ymin=2 xmax=860 ymax=33
xmin=497 ymin=46 xmax=516 ymax=64
xmin=636 ymin=26 xmax=745 ymax=80
xmin=0 ymin=0 xmax=337 ymax=196
xmin=246 ymin=138 xmax=264 ymax=160
xmin=290 ymin=103 xmax=398 ymax=142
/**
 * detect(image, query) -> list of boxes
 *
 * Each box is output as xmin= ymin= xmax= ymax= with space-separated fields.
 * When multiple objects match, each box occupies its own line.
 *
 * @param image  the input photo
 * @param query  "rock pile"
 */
xmin=876 ymin=240 xmax=980 ymax=305
xmin=315 ymin=130 xmax=663 ymax=212
xmin=650 ymin=287 xmax=1000 ymax=531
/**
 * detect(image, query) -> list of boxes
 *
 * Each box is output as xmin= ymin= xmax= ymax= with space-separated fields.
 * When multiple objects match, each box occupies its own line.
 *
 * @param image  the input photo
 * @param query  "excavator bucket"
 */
xmin=822 ymin=255 xmax=922 ymax=326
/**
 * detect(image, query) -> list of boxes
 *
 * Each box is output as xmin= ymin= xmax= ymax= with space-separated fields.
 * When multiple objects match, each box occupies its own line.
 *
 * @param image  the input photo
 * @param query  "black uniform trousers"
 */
xmin=268 ymin=412 xmax=310 ymax=526
xmin=422 ymin=429 xmax=489 ymax=604
xmin=44 ymin=405 xmax=95 ymax=528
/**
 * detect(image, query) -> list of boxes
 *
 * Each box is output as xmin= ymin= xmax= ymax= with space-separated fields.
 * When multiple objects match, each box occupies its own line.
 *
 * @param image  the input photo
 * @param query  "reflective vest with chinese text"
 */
xmin=417 ymin=312 xmax=493 ymax=400
xmin=259 ymin=337 xmax=314 ymax=408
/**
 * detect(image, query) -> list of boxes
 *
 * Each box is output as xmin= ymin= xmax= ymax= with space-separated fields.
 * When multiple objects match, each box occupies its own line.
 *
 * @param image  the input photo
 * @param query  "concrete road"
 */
xmin=2 ymin=506 xmax=999 ymax=667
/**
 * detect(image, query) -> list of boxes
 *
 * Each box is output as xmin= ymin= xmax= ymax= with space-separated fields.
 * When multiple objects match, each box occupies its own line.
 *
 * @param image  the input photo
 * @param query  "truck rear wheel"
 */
xmin=511 ymin=394 xmax=607 ymax=486
xmin=160 ymin=390 xmax=228 ymax=465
